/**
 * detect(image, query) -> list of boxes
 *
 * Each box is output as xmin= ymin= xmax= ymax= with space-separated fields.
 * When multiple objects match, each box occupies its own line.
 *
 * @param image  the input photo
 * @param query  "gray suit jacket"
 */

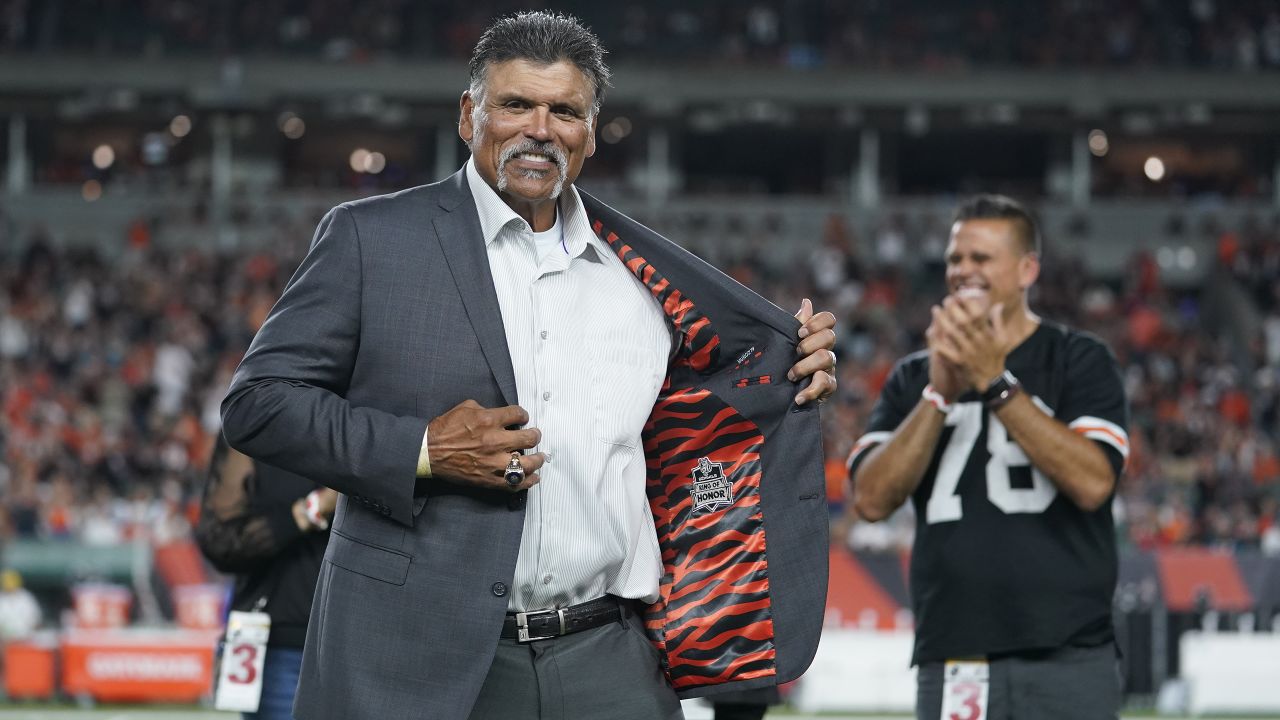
xmin=222 ymin=170 xmax=827 ymax=719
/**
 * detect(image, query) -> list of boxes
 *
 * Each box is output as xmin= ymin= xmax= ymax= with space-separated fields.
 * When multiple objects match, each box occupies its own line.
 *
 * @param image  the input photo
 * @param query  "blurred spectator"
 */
xmin=2 ymin=1 xmax=1280 ymax=72
xmin=0 ymin=569 xmax=41 ymax=640
xmin=0 ymin=195 xmax=1277 ymax=566
xmin=196 ymin=437 xmax=336 ymax=720
xmin=0 ymin=208 xmax=317 ymax=549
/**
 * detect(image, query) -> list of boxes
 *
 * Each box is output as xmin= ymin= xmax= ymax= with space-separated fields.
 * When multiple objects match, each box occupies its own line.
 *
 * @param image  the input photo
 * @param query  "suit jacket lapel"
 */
xmin=431 ymin=170 xmax=519 ymax=406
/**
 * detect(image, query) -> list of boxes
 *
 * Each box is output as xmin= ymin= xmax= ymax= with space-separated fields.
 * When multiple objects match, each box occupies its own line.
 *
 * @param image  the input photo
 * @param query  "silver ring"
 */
xmin=504 ymin=452 xmax=525 ymax=486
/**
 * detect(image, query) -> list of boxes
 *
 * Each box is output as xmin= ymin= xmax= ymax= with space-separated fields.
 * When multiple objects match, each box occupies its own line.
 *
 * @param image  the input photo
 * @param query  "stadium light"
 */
xmin=81 ymin=179 xmax=102 ymax=201
xmin=1087 ymin=129 xmax=1109 ymax=157
xmin=364 ymin=151 xmax=386 ymax=174
xmin=602 ymin=116 xmax=633 ymax=145
xmin=1143 ymin=156 xmax=1166 ymax=182
xmin=278 ymin=111 xmax=306 ymax=139
xmin=350 ymin=149 xmax=370 ymax=173
xmin=142 ymin=133 xmax=169 ymax=165
xmin=92 ymin=145 xmax=115 ymax=170
xmin=169 ymin=115 xmax=192 ymax=138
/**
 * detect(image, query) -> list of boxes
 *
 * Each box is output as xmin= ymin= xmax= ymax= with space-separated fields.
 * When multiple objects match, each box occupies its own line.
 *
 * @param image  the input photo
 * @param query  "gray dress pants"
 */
xmin=468 ymin=605 xmax=684 ymax=720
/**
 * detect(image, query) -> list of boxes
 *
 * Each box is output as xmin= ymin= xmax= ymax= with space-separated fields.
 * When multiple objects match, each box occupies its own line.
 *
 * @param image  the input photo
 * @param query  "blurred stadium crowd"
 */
xmin=2 ymin=199 xmax=1278 ymax=557
xmin=2 ymin=0 xmax=1279 ymax=71
xmin=0 ymin=3 xmax=1273 ymax=714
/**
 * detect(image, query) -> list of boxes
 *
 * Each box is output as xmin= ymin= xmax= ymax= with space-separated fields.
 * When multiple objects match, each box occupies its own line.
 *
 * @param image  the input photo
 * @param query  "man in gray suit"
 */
xmin=222 ymin=11 xmax=837 ymax=720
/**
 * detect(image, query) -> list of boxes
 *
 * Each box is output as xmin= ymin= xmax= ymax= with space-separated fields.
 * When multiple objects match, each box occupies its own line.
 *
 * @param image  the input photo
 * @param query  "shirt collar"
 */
xmin=464 ymin=157 xmax=603 ymax=263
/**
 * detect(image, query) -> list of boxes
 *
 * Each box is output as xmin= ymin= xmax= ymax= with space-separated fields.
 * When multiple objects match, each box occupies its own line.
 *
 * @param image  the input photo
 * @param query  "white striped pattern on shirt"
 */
xmin=465 ymin=159 xmax=674 ymax=612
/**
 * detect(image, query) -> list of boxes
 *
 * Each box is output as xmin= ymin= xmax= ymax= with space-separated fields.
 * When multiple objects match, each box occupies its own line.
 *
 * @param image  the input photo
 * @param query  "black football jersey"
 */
xmin=849 ymin=322 xmax=1129 ymax=664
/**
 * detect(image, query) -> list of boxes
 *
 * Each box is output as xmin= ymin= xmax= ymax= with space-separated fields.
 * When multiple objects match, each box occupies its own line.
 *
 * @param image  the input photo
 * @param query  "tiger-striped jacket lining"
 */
xmin=593 ymin=220 xmax=779 ymax=689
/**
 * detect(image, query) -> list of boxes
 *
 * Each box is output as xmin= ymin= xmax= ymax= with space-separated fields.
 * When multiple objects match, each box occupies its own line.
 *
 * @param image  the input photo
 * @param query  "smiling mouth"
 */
xmin=513 ymin=152 xmax=554 ymax=164
xmin=952 ymin=280 xmax=987 ymax=292
xmin=495 ymin=141 xmax=569 ymax=198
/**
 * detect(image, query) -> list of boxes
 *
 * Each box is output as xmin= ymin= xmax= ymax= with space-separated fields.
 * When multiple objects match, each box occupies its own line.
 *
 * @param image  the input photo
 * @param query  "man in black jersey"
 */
xmin=848 ymin=195 xmax=1129 ymax=720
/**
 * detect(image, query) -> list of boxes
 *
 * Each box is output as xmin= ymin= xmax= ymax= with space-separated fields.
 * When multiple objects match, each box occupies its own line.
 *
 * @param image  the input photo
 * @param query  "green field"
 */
xmin=2 ymin=709 xmax=1280 ymax=720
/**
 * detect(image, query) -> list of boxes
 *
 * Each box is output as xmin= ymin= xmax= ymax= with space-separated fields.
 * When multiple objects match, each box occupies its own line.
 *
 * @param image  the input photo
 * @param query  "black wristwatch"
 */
xmin=981 ymin=370 xmax=1021 ymax=410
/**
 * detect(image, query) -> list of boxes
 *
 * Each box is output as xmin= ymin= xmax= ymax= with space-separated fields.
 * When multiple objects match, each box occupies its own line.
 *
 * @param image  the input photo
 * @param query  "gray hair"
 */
xmin=467 ymin=11 xmax=611 ymax=116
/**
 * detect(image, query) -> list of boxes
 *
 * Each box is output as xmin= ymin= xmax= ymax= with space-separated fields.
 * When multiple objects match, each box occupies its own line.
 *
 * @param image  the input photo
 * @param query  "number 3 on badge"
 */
xmin=940 ymin=660 xmax=989 ymax=720
xmin=227 ymin=643 xmax=259 ymax=684
xmin=215 ymin=610 xmax=271 ymax=712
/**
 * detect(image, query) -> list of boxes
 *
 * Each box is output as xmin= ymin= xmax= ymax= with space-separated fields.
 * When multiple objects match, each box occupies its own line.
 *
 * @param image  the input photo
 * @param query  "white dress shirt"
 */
xmin=465 ymin=159 xmax=673 ymax=611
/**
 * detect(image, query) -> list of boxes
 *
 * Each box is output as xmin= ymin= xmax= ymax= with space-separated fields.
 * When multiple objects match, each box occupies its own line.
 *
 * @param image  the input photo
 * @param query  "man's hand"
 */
xmin=313 ymin=488 xmax=339 ymax=517
xmin=427 ymin=400 xmax=544 ymax=491
xmin=293 ymin=488 xmax=339 ymax=532
xmin=932 ymin=292 xmax=1011 ymax=391
xmin=789 ymin=298 xmax=838 ymax=406
xmin=925 ymin=313 xmax=967 ymax=402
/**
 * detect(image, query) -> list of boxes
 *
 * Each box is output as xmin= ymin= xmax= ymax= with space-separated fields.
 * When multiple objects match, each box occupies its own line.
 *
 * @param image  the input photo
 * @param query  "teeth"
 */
xmin=518 ymin=153 xmax=550 ymax=162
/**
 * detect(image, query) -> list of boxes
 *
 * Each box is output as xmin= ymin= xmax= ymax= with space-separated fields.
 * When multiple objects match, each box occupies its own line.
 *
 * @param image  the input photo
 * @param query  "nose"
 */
xmin=949 ymin=257 xmax=975 ymax=277
xmin=947 ymin=264 xmax=974 ymax=288
xmin=523 ymin=107 xmax=552 ymax=141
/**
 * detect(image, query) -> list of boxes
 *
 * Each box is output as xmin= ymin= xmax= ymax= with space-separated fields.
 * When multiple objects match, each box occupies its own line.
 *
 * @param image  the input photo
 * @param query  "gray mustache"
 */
xmin=499 ymin=141 xmax=567 ymax=171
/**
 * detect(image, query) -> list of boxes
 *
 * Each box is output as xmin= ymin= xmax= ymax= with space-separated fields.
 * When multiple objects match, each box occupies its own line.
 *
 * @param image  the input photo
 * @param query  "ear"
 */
xmin=1018 ymin=252 xmax=1041 ymax=290
xmin=458 ymin=92 xmax=475 ymax=145
xmin=585 ymin=114 xmax=597 ymax=158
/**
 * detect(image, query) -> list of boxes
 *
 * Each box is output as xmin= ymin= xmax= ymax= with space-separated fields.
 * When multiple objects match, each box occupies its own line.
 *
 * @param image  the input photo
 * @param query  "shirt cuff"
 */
xmin=416 ymin=427 xmax=432 ymax=478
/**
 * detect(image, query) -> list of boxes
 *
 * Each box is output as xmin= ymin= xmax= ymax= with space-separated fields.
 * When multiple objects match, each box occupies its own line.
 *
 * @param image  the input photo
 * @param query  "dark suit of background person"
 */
xmin=220 ymin=11 xmax=836 ymax=720
xmin=195 ymin=435 xmax=337 ymax=720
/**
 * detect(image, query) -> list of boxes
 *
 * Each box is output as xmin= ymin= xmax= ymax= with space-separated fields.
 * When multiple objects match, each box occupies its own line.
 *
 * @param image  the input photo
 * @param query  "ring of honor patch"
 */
xmin=691 ymin=457 xmax=733 ymax=514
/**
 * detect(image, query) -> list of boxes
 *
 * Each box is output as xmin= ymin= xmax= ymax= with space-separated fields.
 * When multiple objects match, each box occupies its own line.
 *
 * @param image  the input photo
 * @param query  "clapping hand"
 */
xmin=929 ymin=289 xmax=1011 ymax=393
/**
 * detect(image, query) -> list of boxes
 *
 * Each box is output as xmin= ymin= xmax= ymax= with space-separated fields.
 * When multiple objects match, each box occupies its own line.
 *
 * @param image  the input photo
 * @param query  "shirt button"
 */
xmin=544 ymin=452 xmax=553 ymax=464
xmin=543 ymin=391 xmax=551 ymax=401
xmin=540 ymin=330 xmax=548 ymax=339
xmin=542 ymin=574 xmax=553 ymax=585
xmin=491 ymin=582 xmax=508 ymax=597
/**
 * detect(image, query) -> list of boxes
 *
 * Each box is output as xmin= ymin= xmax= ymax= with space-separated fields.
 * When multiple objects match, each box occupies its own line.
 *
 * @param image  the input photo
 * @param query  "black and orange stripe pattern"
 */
xmin=643 ymin=388 xmax=777 ymax=688
xmin=593 ymin=219 xmax=779 ymax=690
xmin=592 ymin=220 xmax=720 ymax=372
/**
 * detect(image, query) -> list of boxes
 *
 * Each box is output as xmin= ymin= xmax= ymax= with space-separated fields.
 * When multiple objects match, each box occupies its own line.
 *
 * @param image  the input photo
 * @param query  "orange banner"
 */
xmin=60 ymin=628 xmax=219 ymax=703
xmin=3 ymin=633 xmax=58 ymax=699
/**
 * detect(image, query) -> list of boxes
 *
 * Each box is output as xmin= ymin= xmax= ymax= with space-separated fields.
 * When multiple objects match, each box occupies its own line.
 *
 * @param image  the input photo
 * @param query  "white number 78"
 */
xmin=926 ymin=400 xmax=1057 ymax=524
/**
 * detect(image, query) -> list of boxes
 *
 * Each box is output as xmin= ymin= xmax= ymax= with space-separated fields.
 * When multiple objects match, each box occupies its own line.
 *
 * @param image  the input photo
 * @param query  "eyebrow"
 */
xmin=946 ymin=250 xmax=992 ymax=262
xmin=492 ymin=91 xmax=586 ymax=113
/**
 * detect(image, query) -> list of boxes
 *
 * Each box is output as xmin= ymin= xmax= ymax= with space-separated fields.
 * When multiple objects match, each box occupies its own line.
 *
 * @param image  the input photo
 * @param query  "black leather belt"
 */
xmin=501 ymin=596 xmax=625 ymax=643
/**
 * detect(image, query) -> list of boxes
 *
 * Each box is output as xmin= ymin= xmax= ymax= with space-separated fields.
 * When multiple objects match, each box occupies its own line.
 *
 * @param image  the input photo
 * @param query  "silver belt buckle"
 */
xmin=515 ymin=608 xmax=567 ymax=643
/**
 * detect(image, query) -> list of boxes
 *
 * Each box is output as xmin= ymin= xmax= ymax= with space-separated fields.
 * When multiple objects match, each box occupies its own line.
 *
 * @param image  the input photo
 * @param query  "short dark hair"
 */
xmin=952 ymin=194 xmax=1041 ymax=255
xmin=468 ymin=11 xmax=611 ymax=113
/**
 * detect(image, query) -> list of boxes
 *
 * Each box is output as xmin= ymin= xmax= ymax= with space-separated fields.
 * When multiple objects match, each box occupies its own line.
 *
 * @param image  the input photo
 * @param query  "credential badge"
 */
xmin=691 ymin=457 xmax=733 ymax=514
